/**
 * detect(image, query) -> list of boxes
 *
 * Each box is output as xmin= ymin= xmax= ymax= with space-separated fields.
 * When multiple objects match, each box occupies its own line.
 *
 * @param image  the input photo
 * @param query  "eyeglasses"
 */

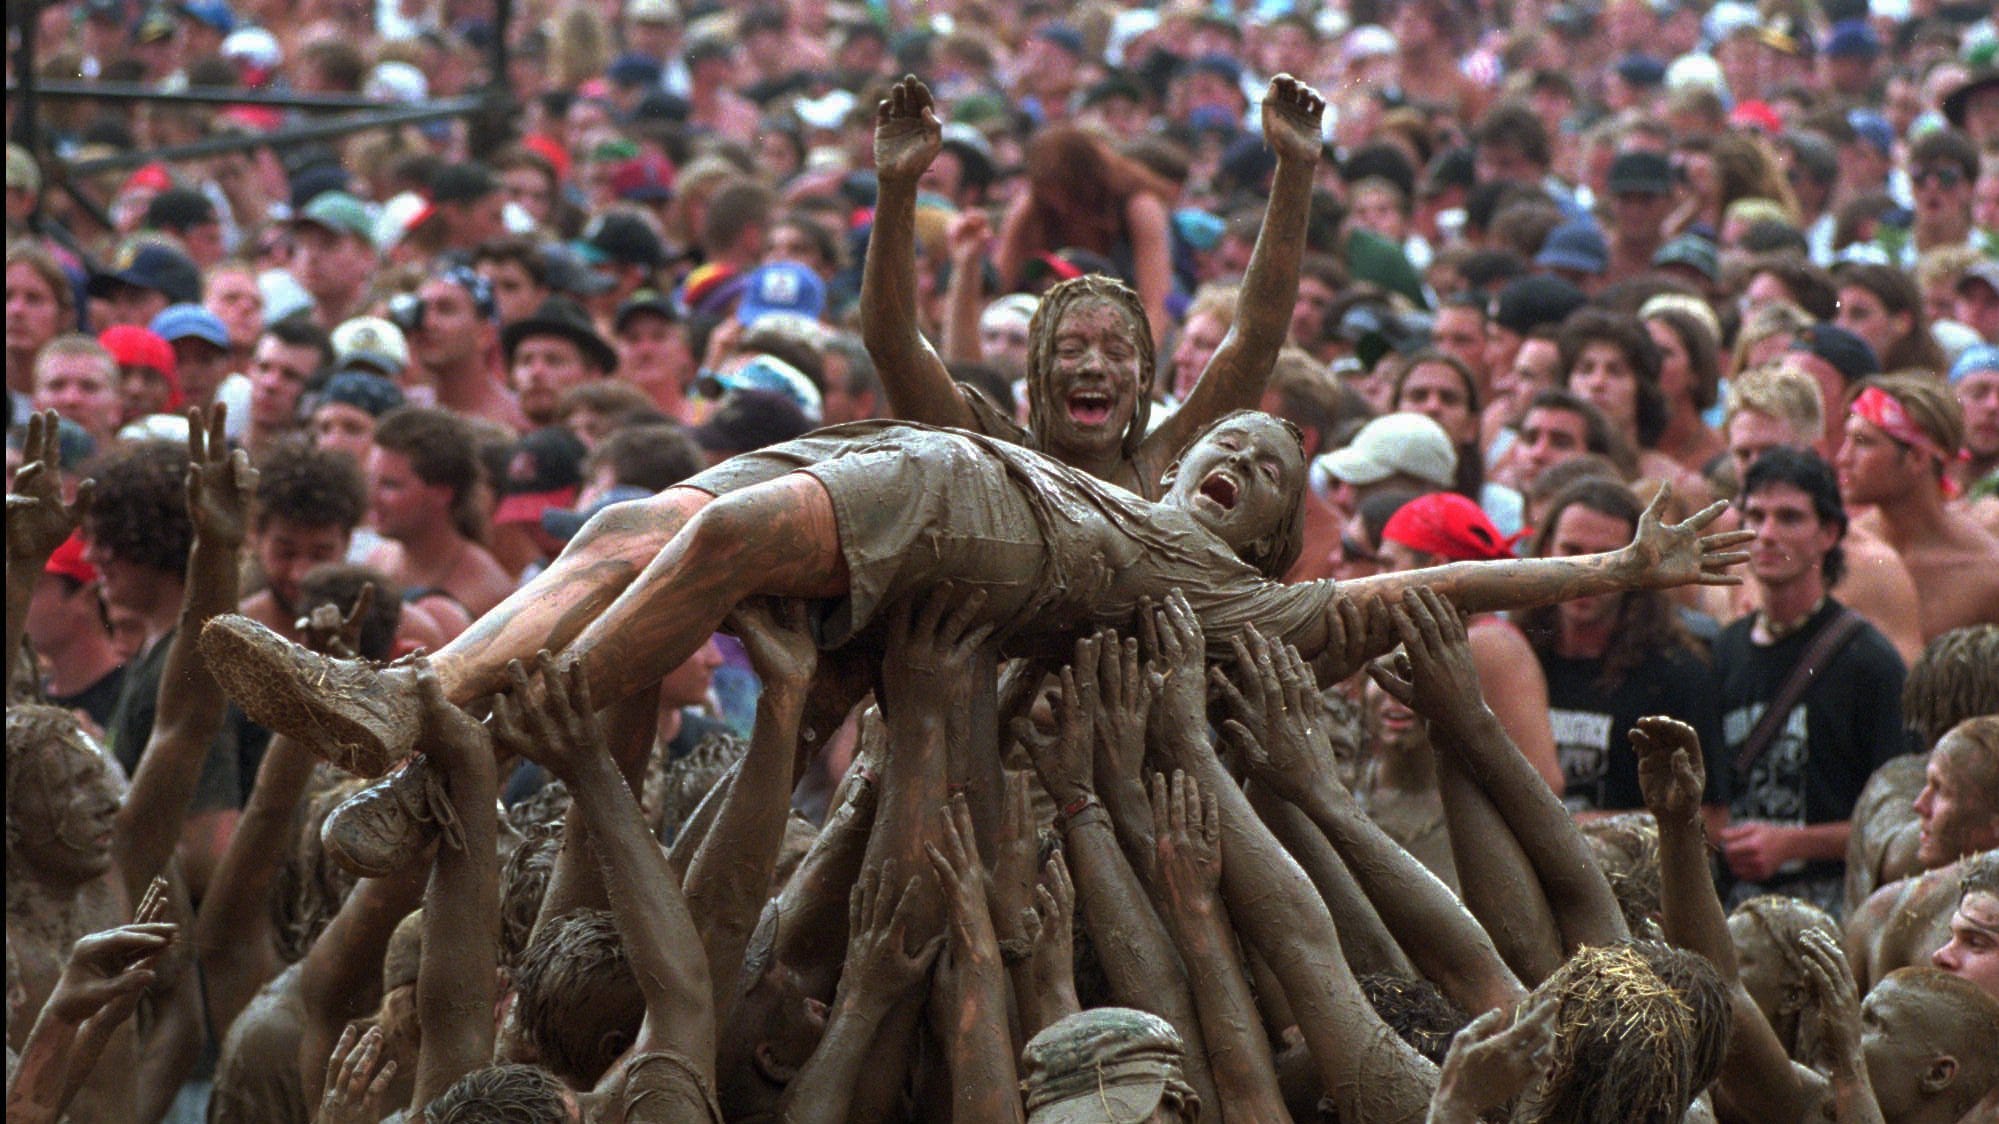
xmin=1912 ymin=166 xmax=1965 ymax=189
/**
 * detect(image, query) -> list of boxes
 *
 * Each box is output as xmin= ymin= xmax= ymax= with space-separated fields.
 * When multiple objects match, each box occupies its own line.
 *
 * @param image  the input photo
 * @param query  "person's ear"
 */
xmin=1920 ymin=1055 xmax=1958 ymax=1095
xmin=599 ymin=1028 xmax=634 ymax=1065
xmin=753 ymin=1041 xmax=801 ymax=1084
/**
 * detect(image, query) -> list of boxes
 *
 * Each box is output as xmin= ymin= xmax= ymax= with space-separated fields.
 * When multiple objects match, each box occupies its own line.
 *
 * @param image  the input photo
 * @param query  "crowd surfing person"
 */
xmin=11 ymin=2 xmax=1999 ymax=1122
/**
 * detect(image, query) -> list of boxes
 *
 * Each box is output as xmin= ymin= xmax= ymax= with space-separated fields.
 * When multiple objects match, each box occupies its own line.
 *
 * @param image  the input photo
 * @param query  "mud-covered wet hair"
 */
xmin=511 ymin=908 xmax=643 ymax=1088
xmin=1025 ymin=275 xmax=1156 ymax=462
xmin=1166 ymin=409 xmax=1310 ymax=579
xmin=425 ymin=1063 xmax=569 ymax=1124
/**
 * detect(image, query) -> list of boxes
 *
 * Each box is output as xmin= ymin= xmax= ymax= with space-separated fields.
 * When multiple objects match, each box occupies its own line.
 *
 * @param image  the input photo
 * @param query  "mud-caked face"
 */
xmin=1039 ymin=299 xmax=1145 ymax=463
xmin=1164 ymin=415 xmax=1306 ymax=558
xmin=10 ymin=725 xmax=124 ymax=887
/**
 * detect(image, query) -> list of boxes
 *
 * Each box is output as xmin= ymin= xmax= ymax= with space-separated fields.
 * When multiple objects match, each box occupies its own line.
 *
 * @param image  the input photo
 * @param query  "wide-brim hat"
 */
xmin=501 ymin=296 xmax=617 ymax=374
xmin=1942 ymin=68 xmax=1999 ymax=130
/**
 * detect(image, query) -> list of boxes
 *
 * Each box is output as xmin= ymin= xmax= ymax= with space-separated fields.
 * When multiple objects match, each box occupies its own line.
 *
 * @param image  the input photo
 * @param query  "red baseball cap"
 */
xmin=44 ymin=532 xmax=97 ymax=584
xmin=1381 ymin=493 xmax=1520 ymax=563
xmin=100 ymin=324 xmax=184 ymax=410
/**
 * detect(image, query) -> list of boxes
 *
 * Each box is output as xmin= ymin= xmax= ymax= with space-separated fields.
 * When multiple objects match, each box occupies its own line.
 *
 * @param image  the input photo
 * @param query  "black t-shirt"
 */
xmin=106 ymin=628 xmax=246 ymax=812
xmin=1539 ymin=643 xmax=1726 ymax=812
xmin=1714 ymin=600 xmax=1908 ymax=885
xmin=48 ymin=663 xmax=128 ymax=733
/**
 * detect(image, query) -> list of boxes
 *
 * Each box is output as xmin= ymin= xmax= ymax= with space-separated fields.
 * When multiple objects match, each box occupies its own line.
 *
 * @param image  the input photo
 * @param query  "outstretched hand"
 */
xmin=1261 ymin=74 xmax=1328 ymax=165
xmin=841 ymin=860 xmax=943 ymax=1012
xmin=1431 ymin=993 xmax=1560 ymax=1122
xmin=730 ymin=597 xmax=819 ymax=699
xmin=6 ymin=409 xmax=94 ymax=570
xmin=1630 ymin=716 xmax=1705 ymax=825
xmin=1141 ymin=590 xmax=1208 ymax=738
xmin=186 ymin=404 xmax=256 ymax=547
xmin=297 ymin=583 xmax=376 ymax=658
xmin=489 ymin=651 xmax=603 ymax=782
xmin=1082 ymin=630 xmax=1151 ymax=794
xmin=1150 ymin=770 xmax=1221 ymax=914
xmin=315 ymin=1024 xmax=398 ymax=1124
xmin=874 ymin=74 xmax=942 ymax=183
xmin=1366 ymin=587 xmax=1482 ymax=731
xmin=1218 ymin=627 xmax=1336 ymax=806
xmin=1624 ymin=486 xmax=1753 ymax=590
xmin=1019 ymin=663 xmax=1097 ymax=812
xmin=926 ymin=793 xmax=1000 ymax=964
xmin=1797 ymin=929 xmax=1866 ymax=1078
xmin=46 ymin=920 xmax=177 ymax=1024
xmin=883 ymin=583 xmax=994 ymax=709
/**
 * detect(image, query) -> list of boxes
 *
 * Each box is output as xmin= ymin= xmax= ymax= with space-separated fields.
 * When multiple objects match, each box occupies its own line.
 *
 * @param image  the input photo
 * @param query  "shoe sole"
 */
xmin=200 ymin=615 xmax=404 ymax=778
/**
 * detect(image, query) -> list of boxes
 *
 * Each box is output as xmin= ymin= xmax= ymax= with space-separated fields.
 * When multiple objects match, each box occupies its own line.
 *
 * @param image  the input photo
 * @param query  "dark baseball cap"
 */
xmin=144 ymin=186 xmax=217 ymax=231
xmin=1793 ymin=323 xmax=1879 ymax=385
xmin=1488 ymin=274 xmax=1587 ymax=336
xmin=430 ymin=162 xmax=498 ymax=205
xmin=1607 ymin=151 xmax=1672 ymax=195
xmin=578 ymin=211 xmax=666 ymax=270
xmin=88 ymin=241 xmax=202 ymax=304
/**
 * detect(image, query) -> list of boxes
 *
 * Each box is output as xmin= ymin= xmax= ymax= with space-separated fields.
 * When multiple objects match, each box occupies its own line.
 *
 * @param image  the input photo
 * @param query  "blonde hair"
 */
xmin=1725 ymin=364 xmax=1823 ymax=442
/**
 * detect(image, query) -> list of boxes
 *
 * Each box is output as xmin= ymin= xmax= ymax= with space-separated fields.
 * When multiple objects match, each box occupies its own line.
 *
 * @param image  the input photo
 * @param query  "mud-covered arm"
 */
xmin=1140 ymin=77 xmax=1325 ymax=477
xmin=1221 ymin=626 xmax=1523 ymax=1018
xmin=1148 ymin=593 xmax=1437 ymax=1123
xmin=6 ymin=908 xmax=175 ymax=1124
xmin=5 ymin=410 xmax=92 ymax=699
xmin=1023 ymin=662 xmax=1220 ymax=1112
xmin=683 ymin=602 xmax=814 ymax=1012
xmin=1150 ymin=770 xmax=1289 ymax=1123
xmin=1633 ymin=716 xmax=1828 ymax=1123
xmin=114 ymin=407 xmax=252 ymax=907
xmin=1798 ymin=930 xmax=1883 ymax=1124
xmin=1249 ymin=788 xmax=1416 ymax=980
xmin=1434 ymin=736 xmax=1564 ymax=985
xmin=773 ymin=762 xmax=879 ymax=995
xmin=861 ymin=77 xmax=976 ymax=430
xmin=1377 ymin=590 xmax=1627 ymax=953
xmin=1327 ymin=491 xmax=1752 ymax=659
xmin=409 ymin=667 xmax=499 ymax=1109
xmin=494 ymin=654 xmax=715 ymax=1077
xmin=777 ymin=863 xmax=940 ymax=1124
xmin=926 ymin=795 xmax=1027 ymax=1124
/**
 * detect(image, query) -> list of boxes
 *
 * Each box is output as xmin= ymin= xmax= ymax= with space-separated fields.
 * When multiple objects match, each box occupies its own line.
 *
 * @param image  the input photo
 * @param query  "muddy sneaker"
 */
xmin=320 ymin=755 xmax=463 ymax=877
xmin=200 ymin=614 xmax=420 ymax=778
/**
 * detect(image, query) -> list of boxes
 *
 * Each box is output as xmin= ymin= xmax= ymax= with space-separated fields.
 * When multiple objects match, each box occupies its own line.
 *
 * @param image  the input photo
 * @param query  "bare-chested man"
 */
xmin=1722 ymin=365 xmax=1924 ymax=664
xmin=1837 ymin=374 xmax=1999 ymax=641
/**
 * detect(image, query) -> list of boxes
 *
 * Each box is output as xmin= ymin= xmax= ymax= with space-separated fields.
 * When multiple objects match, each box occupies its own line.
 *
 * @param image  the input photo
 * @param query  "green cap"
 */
xmin=292 ymin=191 xmax=378 ymax=249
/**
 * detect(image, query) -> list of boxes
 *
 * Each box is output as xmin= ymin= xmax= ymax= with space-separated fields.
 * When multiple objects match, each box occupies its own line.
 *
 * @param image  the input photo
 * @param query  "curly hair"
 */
xmin=1901 ymin=626 xmax=1999 ymax=750
xmin=511 ymin=908 xmax=643 ymax=1088
xmin=1522 ymin=479 xmax=1696 ymax=691
xmin=82 ymin=438 xmax=193 ymax=575
xmin=1558 ymin=310 xmax=1670 ymax=448
xmin=1025 ymin=274 xmax=1157 ymax=463
xmin=253 ymin=436 xmax=368 ymax=532
xmin=425 ymin=1063 xmax=569 ymax=1124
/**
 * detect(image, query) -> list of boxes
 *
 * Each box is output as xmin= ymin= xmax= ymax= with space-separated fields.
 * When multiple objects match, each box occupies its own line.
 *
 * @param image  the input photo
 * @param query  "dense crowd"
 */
xmin=6 ymin=0 xmax=1999 ymax=1119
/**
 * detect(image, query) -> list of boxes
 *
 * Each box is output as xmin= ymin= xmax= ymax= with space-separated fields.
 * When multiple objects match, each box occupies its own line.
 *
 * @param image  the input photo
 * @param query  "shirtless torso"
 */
xmin=1844 ymin=849 xmax=1997 ymax=993
xmin=1855 ymin=508 xmax=1999 ymax=641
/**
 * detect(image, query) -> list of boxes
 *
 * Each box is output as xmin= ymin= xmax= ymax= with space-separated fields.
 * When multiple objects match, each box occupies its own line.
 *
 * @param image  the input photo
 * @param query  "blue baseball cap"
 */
xmin=1534 ymin=220 xmax=1609 ymax=274
xmin=695 ymin=354 xmax=824 ymax=423
xmin=1846 ymin=109 xmax=1894 ymax=156
xmin=149 ymin=302 xmax=229 ymax=348
xmin=1949 ymin=343 xmax=1999 ymax=386
xmin=736 ymin=261 xmax=826 ymax=327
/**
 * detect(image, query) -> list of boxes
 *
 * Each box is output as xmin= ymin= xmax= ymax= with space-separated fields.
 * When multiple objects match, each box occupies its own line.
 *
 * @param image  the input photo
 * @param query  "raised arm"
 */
xmin=861 ymin=76 xmax=976 ymax=430
xmin=5 ymin=410 xmax=93 ymax=698
xmin=1147 ymin=591 xmax=1438 ymax=1123
xmin=939 ymin=209 xmax=991 ymax=364
xmin=1631 ymin=715 xmax=1828 ymax=1124
xmin=200 ymin=590 xmax=376 ymax=1034
xmin=1139 ymin=77 xmax=1325 ymax=476
xmin=1023 ymin=661 xmax=1220 ymax=1111
xmin=1221 ymin=625 xmax=1524 ymax=1018
xmin=1149 ymin=769 xmax=1290 ymax=1123
xmin=114 ymin=406 xmax=253 ymax=906
xmin=6 ymin=913 xmax=175 ymax=1124
xmin=1374 ymin=589 xmax=1627 ymax=954
xmin=777 ymin=862 xmax=941 ymax=1124
xmin=683 ymin=600 xmax=815 ymax=1013
xmin=490 ymin=652 xmax=715 ymax=1078
xmin=409 ymin=663 xmax=499 ymax=1108
xmin=925 ymin=794 xmax=1026 ymax=1124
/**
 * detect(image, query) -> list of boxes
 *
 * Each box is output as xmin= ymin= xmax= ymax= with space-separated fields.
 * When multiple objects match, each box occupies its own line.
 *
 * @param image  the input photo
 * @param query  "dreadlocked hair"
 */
xmin=1025 ymin=275 xmax=1156 ymax=462
xmin=1528 ymin=941 xmax=1729 ymax=1124
xmin=1729 ymin=895 xmax=1839 ymax=1059
xmin=1903 ymin=625 xmax=1999 ymax=750
xmin=1579 ymin=813 xmax=1663 ymax=939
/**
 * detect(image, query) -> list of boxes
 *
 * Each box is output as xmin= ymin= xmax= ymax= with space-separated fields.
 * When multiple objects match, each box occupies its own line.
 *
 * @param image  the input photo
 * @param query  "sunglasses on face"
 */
xmin=1913 ymin=166 xmax=1965 ymax=189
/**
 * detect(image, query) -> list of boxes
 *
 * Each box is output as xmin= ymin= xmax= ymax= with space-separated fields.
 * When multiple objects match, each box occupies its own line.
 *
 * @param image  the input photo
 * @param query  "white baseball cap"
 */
xmin=1315 ymin=412 xmax=1458 ymax=490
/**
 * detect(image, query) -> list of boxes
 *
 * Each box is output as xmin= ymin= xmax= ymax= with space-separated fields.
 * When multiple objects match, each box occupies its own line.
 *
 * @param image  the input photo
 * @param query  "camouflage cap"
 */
xmin=1020 ymin=1008 xmax=1185 ymax=1124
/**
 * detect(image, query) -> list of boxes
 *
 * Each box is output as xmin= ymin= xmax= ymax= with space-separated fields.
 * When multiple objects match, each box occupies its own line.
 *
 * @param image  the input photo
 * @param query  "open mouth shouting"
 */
xmin=1197 ymin=469 xmax=1241 ymax=512
xmin=1067 ymin=389 xmax=1115 ymax=427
